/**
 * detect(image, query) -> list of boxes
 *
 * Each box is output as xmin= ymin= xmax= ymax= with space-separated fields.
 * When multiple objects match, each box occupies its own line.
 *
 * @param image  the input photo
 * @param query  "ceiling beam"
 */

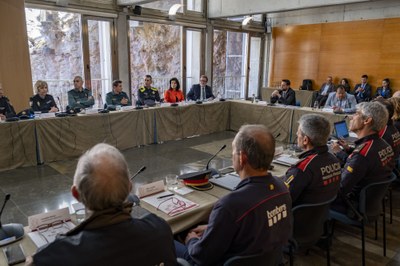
xmin=208 ymin=0 xmax=377 ymax=18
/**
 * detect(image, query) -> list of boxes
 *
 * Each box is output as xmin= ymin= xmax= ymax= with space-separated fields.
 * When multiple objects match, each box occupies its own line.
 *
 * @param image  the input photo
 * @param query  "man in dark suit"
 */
xmin=315 ymin=76 xmax=335 ymax=106
xmin=353 ymin=74 xmax=372 ymax=103
xmin=187 ymin=75 xmax=215 ymax=101
xmin=270 ymin=79 xmax=296 ymax=105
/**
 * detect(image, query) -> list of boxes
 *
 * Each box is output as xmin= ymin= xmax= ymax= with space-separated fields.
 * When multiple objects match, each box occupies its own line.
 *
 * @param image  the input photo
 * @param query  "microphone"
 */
xmin=275 ymin=132 xmax=281 ymax=139
xmin=57 ymin=96 xmax=63 ymax=112
xmin=98 ymin=93 xmax=104 ymax=109
xmin=130 ymin=166 xmax=146 ymax=181
xmin=206 ymin=145 xmax=227 ymax=171
xmin=0 ymin=194 xmax=24 ymax=246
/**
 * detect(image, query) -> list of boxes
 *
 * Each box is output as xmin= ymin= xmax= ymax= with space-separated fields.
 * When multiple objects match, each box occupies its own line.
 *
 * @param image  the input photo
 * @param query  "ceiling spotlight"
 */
xmin=169 ymin=4 xmax=182 ymax=20
xmin=242 ymin=16 xmax=253 ymax=26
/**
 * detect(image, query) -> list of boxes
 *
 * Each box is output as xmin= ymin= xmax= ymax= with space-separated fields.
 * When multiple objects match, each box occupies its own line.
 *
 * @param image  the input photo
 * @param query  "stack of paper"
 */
xmin=142 ymin=192 xmax=198 ymax=217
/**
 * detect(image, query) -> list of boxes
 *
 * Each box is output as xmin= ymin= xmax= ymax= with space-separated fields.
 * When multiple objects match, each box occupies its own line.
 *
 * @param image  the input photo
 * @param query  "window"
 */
xmin=129 ymin=21 xmax=181 ymax=99
xmin=186 ymin=29 xmax=201 ymax=92
xmin=213 ymin=30 xmax=248 ymax=99
xmin=141 ymin=0 xmax=182 ymax=11
xmin=26 ymin=8 xmax=83 ymax=110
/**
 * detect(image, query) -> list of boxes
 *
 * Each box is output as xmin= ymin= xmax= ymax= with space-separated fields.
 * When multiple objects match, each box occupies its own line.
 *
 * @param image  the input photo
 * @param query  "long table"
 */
xmin=1 ymin=100 xmax=349 ymax=171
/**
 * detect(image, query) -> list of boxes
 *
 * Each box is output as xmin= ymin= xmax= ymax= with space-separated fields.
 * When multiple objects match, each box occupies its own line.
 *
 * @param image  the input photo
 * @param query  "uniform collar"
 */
xmin=355 ymin=133 xmax=379 ymax=145
xmin=298 ymin=145 xmax=328 ymax=159
xmin=235 ymin=174 xmax=273 ymax=190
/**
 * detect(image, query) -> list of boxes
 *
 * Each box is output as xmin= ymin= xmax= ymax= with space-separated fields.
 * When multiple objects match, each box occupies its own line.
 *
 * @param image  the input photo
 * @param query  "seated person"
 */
xmin=375 ymin=78 xmax=392 ymax=99
xmin=67 ymin=76 xmax=94 ymax=110
xmin=330 ymin=102 xmax=394 ymax=213
xmin=389 ymin=96 xmax=400 ymax=132
xmin=29 ymin=143 xmax=176 ymax=265
xmin=284 ymin=114 xmax=341 ymax=207
xmin=0 ymin=84 xmax=16 ymax=120
xmin=270 ymin=79 xmax=296 ymax=105
xmin=187 ymin=75 xmax=215 ymax=101
xmin=353 ymin=74 xmax=372 ymax=103
xmin=315 ymin=76 xmax=335 ymax=106
xmin=375 ymin=98 xmax=400 ymax=169
xmin=105 ymin=80 xmax=131 ymax=109
xmin=340 ymin=78 xmax=351 ymax=93
xmin=138 ymin=75 xmax=161 ymax=105
xmin=30 ymin=80 xmax=58 ymax=113
xmin=324 ymin=85 xmax=357 ymax=113
xmin=175 ymin=125 xmax=292 ymax=265
xmin=164 ymin=77 xmax=184 ymax=103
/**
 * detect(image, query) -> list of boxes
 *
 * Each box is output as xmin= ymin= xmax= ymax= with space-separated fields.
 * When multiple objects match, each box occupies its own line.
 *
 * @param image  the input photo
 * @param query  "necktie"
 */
xmin=201 ymin=87 xmax=205 ymax=100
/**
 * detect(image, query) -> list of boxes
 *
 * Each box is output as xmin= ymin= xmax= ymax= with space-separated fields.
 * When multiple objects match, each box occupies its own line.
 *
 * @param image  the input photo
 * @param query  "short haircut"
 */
xmin=357 ymin=102 xmax=388 ymax=132
xmin=282 ymin=79 xmax=291 ymax=86
xmin=336 ymin=85 xmax=345 ymax=91
xmin=113 ymin=80 xmax=122 ymax=87
xmin=145 ymin=75 xmax=152 ymax=80
xmin=298 ymin=114 xmax=331 ymax=147
xmin=34 ymin=80 xmax=48 ymax=93
xmin=233 ymin=124 xmax=275 ymax=171
xmin=74 ymin=76 xmax=83 ymax=82
xmin=169 ymin=77 xmax=181 ymax=90
xmin=73 ymin=143 xmax=131 ymax=211
xmin=361 ymin=74 xmax=368 ymax=79
xmin=200 ymin=75 xmax=208 ymax=82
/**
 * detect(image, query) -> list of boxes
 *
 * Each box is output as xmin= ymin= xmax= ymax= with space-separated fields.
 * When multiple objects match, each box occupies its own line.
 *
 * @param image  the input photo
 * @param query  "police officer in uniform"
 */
xmin=105 ymin=80 xmax=131 ymax=109
xmin=137 ymin=75 xmax=160 ymax=106
xmin=331 ymin=102 xmax=394 ymax=213
xmin=285 ymin=114 xmax=341 ymax=207
xmin=67 ymin=76 xmax=94 ymax=110
xmin=30 ymin=80 xmax=58 ymax=113
xmin=0 ymin=85 xmax=16 ymax=120
xmin=175 ymin=125 xmax=292 ymax=265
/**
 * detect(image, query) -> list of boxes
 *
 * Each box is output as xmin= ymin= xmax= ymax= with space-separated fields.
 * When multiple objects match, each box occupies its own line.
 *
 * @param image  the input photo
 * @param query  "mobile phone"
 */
xmin=3 ymin=244 xmax=26 ymax=265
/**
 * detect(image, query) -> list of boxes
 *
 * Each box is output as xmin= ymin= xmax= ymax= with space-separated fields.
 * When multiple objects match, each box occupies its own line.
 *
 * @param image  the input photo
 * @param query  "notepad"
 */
xmin=142 ymin=192 xmax=198 ymax=217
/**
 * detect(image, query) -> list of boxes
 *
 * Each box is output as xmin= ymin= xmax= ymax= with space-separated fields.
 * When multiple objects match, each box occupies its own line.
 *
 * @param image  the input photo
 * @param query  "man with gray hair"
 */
xmin=175 ymin=125 xmax=292 ymax=265
xmin=331 ymin=102 xmax=394 ymax=212
xmin=284 ymin=114 xmax=341 ymax=207
xmin=31 ymin=143 xmax=176 ymax=265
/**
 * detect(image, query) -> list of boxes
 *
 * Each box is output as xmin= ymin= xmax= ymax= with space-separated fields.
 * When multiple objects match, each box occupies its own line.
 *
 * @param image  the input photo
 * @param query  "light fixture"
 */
xmin=169 ymin=4 xmax=182 ymax=20
xmin=242 ymin=16 xmax=253 ymax=26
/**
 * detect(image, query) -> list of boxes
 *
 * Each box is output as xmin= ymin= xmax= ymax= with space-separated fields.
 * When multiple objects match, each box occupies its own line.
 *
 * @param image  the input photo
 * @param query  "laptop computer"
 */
xmin=209 ymin=173 xmax=241 ymax=191
xmin=333 ymin=120 xmax=358 ymax=143
xmin=272 ymin=155 xmax=300 ymax=167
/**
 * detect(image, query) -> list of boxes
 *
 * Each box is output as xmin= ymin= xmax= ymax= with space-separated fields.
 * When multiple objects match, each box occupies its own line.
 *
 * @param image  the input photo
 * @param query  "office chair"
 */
xmin=286 ymin=196 xmax=337 ymax=266
xmin=329 ymin=174 xmax=396 ymax=266
xmin=223 ymin=248 xmax=282 ymax=266
xmin=177 ymin=258 xmax=191 ymax=266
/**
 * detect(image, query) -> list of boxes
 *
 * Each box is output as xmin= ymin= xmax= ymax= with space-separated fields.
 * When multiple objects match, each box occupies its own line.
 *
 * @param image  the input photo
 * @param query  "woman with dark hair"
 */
xmin=375 ymin=78 xmax=392 ymax=99
xmin=164 ymin=77 xmax=184 ymax=103
xmin=389 ymin=97 xmax=400 ymax=132
xmin=340 ymin=78 xmax=351 ymax=93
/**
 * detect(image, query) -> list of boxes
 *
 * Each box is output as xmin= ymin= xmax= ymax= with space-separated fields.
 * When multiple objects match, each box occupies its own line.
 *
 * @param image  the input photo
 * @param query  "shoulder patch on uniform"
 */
xmin=346 ymin=165 xmax=353 ymax=173
xmin=139 ymin=87 xmax=145 ymax=92
xmin=150 ymin=87 xmax=158 ymax=91
xmin=297 ymin=154 xmax=317 ymax=172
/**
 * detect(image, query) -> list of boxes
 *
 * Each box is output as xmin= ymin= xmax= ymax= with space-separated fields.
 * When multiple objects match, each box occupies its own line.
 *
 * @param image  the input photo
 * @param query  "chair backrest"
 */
xmin=292 ymin=196 xmax=336 ymax=249
xmin=359 ymin=174 xmax=396 ymax=223
xmin=300 ymin=79 xmax=313 ymax=90
xmin=223 ymin=248 xmax=282 ymax=266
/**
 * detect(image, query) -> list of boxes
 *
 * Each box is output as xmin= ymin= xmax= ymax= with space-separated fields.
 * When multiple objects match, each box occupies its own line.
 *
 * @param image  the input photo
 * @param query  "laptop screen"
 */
xmin=334 ymin=121 xmax=349 ymax=138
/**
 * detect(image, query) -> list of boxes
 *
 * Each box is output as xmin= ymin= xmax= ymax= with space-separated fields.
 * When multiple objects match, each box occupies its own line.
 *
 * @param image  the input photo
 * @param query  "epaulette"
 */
xmin=150 ymin=87 xmax=158 ymax=91
xmin=296 ymin=154 xmax=317 ymax=172
xmin=139 ymin=87 xmax=146 ymax=92
xmin=352 ymin=140 xmax=373 ymax=157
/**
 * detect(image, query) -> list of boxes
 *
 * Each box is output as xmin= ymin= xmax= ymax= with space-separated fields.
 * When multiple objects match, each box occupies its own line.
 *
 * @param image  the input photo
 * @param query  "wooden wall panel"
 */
xmin=0 ymin=0 xmax=33 ymax=113
xmin=270 ymin=18 xmax=400 ymax=94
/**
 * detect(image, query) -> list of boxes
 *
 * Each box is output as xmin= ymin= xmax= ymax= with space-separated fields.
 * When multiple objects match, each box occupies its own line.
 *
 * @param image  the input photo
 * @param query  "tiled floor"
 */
xmin=0 ymin=130 xmax=399 ymax=265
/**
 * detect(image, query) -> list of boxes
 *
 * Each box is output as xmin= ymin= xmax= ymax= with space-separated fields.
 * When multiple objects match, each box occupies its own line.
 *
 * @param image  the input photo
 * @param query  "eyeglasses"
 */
xmin=37 ymin=220 xmax=72 ymax=243
xmin=157 ymin=197 xmax=189 ymax=216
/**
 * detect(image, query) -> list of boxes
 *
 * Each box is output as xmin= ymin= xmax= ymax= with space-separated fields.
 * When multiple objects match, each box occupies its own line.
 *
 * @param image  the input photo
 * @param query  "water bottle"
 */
xmin=313 ymin=100 xmax=319 ymax=109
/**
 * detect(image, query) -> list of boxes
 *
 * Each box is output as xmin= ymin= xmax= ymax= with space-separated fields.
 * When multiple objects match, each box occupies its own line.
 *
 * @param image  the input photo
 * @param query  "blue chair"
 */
xmin=329 ymin=174 xmax=396 ymax=266
xmin=287 ymin=196 xmax=337 ymax=266
xmin=223 ymin=248 xmax=282 ymax=266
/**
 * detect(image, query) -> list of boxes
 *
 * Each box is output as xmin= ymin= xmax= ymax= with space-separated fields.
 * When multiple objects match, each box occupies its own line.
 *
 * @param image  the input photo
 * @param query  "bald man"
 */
xmin=175 ymin=125 xmax=292 ymax=265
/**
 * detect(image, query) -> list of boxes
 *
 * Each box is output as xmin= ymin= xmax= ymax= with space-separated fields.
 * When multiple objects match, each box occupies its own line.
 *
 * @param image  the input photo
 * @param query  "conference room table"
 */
xmin=0 ymin=100 xmax=349 ymax=172
xmin=2 ymin=161 xmax=291 ymax=265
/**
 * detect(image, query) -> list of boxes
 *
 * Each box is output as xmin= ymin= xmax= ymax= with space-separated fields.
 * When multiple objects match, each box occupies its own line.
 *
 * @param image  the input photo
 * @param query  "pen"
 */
xmin=157 ymin=194 xmax=174 ymax=199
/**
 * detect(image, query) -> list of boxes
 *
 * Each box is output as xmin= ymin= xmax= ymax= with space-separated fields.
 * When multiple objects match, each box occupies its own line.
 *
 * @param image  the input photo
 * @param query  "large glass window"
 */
xmin=213 ymin=30 xmax=248 ymax=99
xmin=129 ymin=21 xmax=181 ymax=99
xmin=248 ymin=36 xmax=261 ymax=98
xmin=26 ymin=8 xmax=83 ymax=110
xmin=187 ymin=0 xmax=202 ymax=12
xmin=186 ymin=29 xmax=201 ymax=92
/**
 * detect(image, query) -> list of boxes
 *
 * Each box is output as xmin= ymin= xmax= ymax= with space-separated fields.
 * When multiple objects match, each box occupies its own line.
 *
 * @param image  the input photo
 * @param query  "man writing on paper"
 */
xmin=331 ymin=102 xmax=394 ymax=213
xmin=284 ymin=114 xmax=341 ymax=207
xmin=324 ymin=85 xmax=357 ymax=113
xmin=30 ymin=143 xmax=176 ymax=266
xmin=175 ymin=125 xmax=292 ymax=265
